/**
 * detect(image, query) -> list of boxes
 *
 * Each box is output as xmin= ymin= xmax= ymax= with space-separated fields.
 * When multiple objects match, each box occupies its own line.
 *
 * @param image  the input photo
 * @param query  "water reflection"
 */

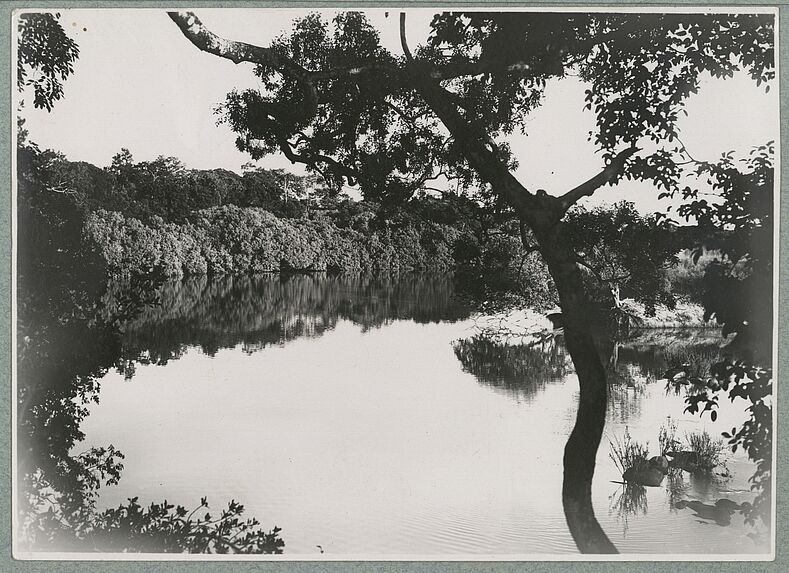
xmin=120 ymin=273 xmax=470 ymax=364
xmin=19 ymin=272 xmax=473 ymax=553
xmin=452 ymin=334 xmax=570 ymax=401
xmin=17 ymin=266 xmax=291 ymax=554
xmin=450 ymin=324 xmax=768 ymax=552
xmin=674 ymin=499 xmax=744 ymax=527
xmin=453 ymin=329 xmax=730 ymax=414
xmin=614 ymin=330 xmax=729 ymax=381
xmin=609 ymin=484 xmax=648 ymax=535
xmin=21 ymin=269 xmax=769 ymax=555
xmin=666 ymin=469 xmax=691 ymax=509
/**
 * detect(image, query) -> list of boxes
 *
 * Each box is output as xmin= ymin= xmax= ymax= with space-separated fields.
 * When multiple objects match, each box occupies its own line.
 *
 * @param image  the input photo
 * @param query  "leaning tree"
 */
xmin=168 ymin=10 xmax=774 ymax=553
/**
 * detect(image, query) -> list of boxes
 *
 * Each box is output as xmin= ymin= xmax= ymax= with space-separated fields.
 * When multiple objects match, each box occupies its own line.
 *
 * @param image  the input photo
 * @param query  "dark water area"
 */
xmin=118 ymin=273 xmax=471 ymax=365
xmin=33 ymin=272 xmax=770 ymax=556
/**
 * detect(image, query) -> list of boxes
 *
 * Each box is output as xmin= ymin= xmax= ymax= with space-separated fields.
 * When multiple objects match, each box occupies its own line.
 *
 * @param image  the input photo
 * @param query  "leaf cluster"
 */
xmin=17 ymin=13 xmax=79 ymax=111
xmin=665 ymin=359 xmax=771 ymax=524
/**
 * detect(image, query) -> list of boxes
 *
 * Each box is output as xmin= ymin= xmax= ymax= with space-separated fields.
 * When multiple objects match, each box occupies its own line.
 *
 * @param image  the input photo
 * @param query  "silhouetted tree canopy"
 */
xmin=17 ymin=13 xmax=79 ymax=111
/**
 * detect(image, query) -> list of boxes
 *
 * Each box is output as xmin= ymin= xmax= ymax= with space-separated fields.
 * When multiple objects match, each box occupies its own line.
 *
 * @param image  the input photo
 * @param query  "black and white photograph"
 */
xmin=13 ymin=6 xmax=778 ymax=559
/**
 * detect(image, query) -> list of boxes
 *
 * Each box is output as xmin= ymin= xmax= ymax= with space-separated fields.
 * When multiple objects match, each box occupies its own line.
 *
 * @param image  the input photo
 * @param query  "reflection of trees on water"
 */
xmin=603 ymin=331 xmax=730 ymax=424
xmin=18 ymin=270 xmax=287 ymax=553
xmin=455 ymin=323 xmax=744 ymax=546
xmin=609 ymin=483 xmax=648 ymax=536
xmin=120 ymin=273 xmax=470 ymax=364
xmin=606 ymin=380 xmax=646 ymax=425
xmin=453 ymin=327 xmax=728 ymax=412
xmin=452 ymin=334 xmax=571 ymax=400
xmin=613 ymin=330 xmax=728 ymax=381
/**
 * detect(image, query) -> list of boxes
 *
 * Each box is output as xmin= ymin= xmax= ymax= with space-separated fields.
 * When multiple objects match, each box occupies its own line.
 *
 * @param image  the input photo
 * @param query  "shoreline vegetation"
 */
xmin=21 ymin=144 xmax=719 ymax=332
xmin=470 ymin=301 xmax=714 ymax=340
xmin=82 ymin=198 xmax=715 ymax=330
xmin=84 ymin=206 xmax=465 ymax=277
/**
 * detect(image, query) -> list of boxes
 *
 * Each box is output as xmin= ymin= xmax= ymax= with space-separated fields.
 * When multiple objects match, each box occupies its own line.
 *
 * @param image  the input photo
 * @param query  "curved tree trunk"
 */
xmin=533 ymin=220 xmax=618 ymax=554
xmin=406 ymin=66 xmax=618 ymax=553
xmin=388 ymin=65 xmax=619 ymax=553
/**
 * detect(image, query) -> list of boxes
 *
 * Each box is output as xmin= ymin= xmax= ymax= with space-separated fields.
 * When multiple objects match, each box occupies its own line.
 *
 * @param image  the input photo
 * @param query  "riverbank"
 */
xmin=470 ymin=299 xmax=715 ymax=343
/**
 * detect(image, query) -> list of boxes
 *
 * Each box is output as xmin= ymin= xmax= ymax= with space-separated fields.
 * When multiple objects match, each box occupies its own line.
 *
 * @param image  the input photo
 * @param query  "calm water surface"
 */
xmin=78 ymin=273 xmax=769 ymax=555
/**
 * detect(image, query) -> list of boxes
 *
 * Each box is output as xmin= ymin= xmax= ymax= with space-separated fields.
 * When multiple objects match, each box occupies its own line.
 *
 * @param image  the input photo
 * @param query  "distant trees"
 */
xmin=40 ymin=147 xmax=336 ymax=223
xmin=83 ymin=205 xmax=468 ymax=278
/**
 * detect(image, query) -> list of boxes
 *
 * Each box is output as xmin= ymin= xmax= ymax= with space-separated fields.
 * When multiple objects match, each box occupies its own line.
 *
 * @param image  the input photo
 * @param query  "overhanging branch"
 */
xmin=400 ymin=58 xmax=538 ymax=217
xmin=273 ymin=134 xmax=360 ymax=187
xmin=168 ymin=11 xmax=319 ymax=119
xmin=169 ymin=11 xmax=368 ymax=186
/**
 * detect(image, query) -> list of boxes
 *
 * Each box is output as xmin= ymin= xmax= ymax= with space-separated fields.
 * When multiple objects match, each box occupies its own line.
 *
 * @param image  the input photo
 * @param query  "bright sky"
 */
xmin=18 ymin=8 xmax=778 ymax=214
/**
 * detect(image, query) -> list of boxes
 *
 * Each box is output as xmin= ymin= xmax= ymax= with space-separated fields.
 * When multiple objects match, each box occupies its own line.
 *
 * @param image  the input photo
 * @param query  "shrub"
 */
xmin=658 ymin=418 xmax=680 ymax=455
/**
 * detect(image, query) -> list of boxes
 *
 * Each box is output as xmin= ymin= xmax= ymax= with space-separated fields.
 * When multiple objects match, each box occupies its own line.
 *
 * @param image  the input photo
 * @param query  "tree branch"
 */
xmin=427 ymin=28 xmax=628 ymax=81
xmin=399 ymin=13 xmax=414 ymax=62
xmin=168 ymin=11 xmax=318 ymax=119
xmin=310 ymin=62 xmax=399 ymax=81
xmin=557 ymin=146 xmax=639 ymax=214
xmin=519 ymin=219 xmax=540 ymax=253
xmin=264 ymin=133 xmax=360 ymax=187
xmin=401 ymin=59 xmax=538 ymax=218
xmin=169 ymin=11 xmax=368 ymax=187
xmin=430 ymin=58 xmax=532 ymax=80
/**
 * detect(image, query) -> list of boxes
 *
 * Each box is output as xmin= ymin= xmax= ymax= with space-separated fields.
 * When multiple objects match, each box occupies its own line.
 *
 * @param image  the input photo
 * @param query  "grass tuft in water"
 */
xmin=609 ymin=427 xmax=650 ymax=477
xmin=685 ymin=429 xmax=726 ymax=471
xmin=658 ymin=417 xmax=680 ymax=456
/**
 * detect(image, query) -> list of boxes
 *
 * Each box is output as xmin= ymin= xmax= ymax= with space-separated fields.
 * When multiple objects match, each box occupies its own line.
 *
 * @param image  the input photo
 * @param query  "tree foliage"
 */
xmin=564 ymin=201 xmax=683 ymax=316
xmin=83 ymin=204 xmax=469 ymax=277
xmin=679 ymin=143 xmax=774 ymax=347
xmin=17 ymin=12 xmax=80 ymax=111
xmin=43 ymin=147 xmax=343 ymax=223
xmin=663 ymin=143 xmax=774 ymax=525
xmin=194 ymin=11 xmax=775 ymax=205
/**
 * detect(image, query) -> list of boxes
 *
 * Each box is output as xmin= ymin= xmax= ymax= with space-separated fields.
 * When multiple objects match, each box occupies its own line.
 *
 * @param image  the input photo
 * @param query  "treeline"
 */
xmin=43 ymin=148 xmax=327 ymax=222
xmin=84 ymin=206 xmax=468 ymax=277
xmin=21 ymin=140 xmax=713 ymax=315
xmin=24 ymin=145 xmax=559 ymax=299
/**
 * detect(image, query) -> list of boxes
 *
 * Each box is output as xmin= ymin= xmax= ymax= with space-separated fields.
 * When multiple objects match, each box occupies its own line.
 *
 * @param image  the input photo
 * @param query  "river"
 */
xmin=75 ymin=272 xmax=770 ymax=556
